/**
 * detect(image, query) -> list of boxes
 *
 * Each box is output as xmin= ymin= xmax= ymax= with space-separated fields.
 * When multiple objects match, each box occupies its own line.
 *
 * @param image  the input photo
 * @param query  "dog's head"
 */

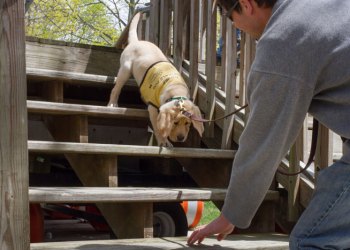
xmin=157 ymin=100 xmax=204 ymax=142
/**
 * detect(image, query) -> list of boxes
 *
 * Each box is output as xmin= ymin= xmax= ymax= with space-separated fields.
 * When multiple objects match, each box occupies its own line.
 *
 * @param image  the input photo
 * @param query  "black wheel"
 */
xmin=153 ymin=202 xmax=188 ymax=237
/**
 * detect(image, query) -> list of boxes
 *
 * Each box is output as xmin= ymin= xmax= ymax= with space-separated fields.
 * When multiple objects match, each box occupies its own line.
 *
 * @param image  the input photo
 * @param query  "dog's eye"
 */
xmin=185 ymin=122 xmax=190 ymax=126
xmin=174 ymin=122 xmax=179 ymax=126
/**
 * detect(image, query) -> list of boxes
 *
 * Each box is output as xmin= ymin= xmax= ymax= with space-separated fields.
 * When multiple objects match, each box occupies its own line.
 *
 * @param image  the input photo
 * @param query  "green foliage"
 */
xmin=198 ymin=201 xmax=220 ymax=227
xmin=25 ymin=0 xmax=138 ymax=46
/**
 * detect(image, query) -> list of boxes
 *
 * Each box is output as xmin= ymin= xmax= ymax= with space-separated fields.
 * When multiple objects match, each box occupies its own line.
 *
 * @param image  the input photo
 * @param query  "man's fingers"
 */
xmin=187 ymin=228 xmax=208 ymax=245
xmin=187 ymin=229 xmax=200 ymax=245
xmin=217 ymin=233 xmax=227 ymax=241
xmin=198 ymin=236 xmax=205 ymax=244
xmin=187 ymin=215 xmax=235 ymax=246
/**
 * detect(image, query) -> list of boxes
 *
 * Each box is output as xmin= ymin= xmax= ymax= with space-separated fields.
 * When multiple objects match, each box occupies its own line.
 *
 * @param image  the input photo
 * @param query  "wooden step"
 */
xmin=28 ymin=140 xmax=236 ymax=159
xmin=30 ymin=234 xmax=289 ymax=250
xmin=29 ymin=187 xmax=279 ymax=204
xmin=26 ymin=38 xmax=121 ymax=77
xmin=29 ymin=187 xmax=226 ymax=203
xmin=26 ymin=67 xmax=137 ymax=87
xmin=27 ymin=100 xmax=148 ymax=119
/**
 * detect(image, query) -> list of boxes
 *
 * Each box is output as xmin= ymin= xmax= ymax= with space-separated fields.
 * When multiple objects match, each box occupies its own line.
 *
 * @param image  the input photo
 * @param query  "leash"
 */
xmin=180 ymin=101 xmax=249 ymax=122
xmin=276 ymin=119 xmax=318 ymax=177
xmin=175 ymin=98 xmax=318 ymax=177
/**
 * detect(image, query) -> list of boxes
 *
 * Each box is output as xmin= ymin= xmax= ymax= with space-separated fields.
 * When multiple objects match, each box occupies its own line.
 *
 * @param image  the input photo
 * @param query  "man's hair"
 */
xmin=217 ymin=0 xmax=277 ymax=14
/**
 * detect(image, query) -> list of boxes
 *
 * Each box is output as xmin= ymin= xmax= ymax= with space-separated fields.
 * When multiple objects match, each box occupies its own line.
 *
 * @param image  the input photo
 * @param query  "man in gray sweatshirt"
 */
xmin=187 ymin=0 xmax=350 ymax=248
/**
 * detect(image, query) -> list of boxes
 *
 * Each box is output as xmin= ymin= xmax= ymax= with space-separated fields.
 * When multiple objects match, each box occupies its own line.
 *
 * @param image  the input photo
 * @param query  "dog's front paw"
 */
xmin=108 ymin=103 xmax=118 ymax=107
xmin=159 ymin=139 xmax=173 ymax=148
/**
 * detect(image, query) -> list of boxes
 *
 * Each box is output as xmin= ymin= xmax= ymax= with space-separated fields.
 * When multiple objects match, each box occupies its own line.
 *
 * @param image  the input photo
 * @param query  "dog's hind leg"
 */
xmin=108 ymin=62 xmax=132 ymax=107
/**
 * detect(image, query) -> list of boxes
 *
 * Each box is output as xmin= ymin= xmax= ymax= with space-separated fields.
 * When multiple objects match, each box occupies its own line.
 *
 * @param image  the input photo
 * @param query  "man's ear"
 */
xmin=241 ymin=0 xmax=254 ymax=15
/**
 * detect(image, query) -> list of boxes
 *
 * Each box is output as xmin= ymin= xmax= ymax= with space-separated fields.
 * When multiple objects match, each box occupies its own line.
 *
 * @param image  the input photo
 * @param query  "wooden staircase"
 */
xmin=26 ymin=38 xmax=288 ymax=249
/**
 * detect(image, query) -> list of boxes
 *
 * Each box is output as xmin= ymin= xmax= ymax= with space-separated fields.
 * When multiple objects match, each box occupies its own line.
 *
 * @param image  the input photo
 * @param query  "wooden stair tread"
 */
xmin=27 ymin=100 xmax=148 ymax=119
xmin=28 ymin=140 xmax=236 ymax=159
xmin=29 ymin=187 xmax=279 ymax=203
xmin=26 ymin=67 xmax=137 ymax=87
xmin=29 ymin=187 xmax=226 ymax=203
xmin=30 ymin=234 xmax=289 ymax=249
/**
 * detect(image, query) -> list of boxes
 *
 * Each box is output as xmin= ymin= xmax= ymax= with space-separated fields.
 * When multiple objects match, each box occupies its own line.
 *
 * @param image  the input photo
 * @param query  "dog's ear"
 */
xmin=190 ymin=105 xmax=204 ymax=137
xmin=157 ymin=106 xmax=175 ymax=138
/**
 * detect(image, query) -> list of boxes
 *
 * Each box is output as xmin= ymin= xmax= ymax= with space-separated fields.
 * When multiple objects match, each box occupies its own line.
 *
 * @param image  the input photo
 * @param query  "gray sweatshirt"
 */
xmin=222 ymin=0 xmax=350 ymax=228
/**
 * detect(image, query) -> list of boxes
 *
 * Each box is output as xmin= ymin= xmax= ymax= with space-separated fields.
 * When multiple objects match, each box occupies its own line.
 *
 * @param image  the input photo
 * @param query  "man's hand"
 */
xmin=187 ymin=213 xmax=235 ymax=246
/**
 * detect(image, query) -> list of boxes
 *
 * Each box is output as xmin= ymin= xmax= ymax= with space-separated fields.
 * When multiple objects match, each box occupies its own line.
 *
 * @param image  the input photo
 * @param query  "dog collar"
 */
xmin=165 ymin=96 xmax=188 ymax=103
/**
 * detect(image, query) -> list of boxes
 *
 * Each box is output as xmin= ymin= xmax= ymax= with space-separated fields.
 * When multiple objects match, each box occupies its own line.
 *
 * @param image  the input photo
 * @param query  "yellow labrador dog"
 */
xmin=108 ymin=12 xmax=204 ymax=147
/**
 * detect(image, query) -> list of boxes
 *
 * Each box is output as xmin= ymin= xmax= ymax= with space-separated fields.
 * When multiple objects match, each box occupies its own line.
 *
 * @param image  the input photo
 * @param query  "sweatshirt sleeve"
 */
xmin=221 ymin=70 xmax=314 ymax=228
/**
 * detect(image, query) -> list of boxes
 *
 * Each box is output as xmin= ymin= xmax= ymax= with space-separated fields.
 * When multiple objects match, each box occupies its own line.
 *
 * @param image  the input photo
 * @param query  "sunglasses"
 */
xmin=225 ymin=1 xmax=240 ymax=21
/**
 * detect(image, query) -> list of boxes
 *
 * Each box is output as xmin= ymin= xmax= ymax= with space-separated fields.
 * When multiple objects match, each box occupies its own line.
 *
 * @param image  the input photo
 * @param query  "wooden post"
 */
xmin=315 ymin=124 xmax=333 ymax=178
xmin=204 ymin=0 xmax=216 ymax=138
xmin=0 ymin=0 xmax=30 ymax=249
xmin=173 ymin=0 xmax=185 ymax=70
xmin=149 ymin=0 xmax=160 ymax=46
xmin=189 ymin=0 xmax=199 ymax=100
xmin=159 ymin=0 xmax=172 ymax=55
xmin=287 ymin=143 xmax=301 ymax=222
xmin=221 ymin=20 xmax=238 ymax=149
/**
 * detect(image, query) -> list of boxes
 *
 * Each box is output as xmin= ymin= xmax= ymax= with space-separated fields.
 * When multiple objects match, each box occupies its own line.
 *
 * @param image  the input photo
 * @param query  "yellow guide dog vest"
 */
xmin=140 ymin=61 xmax=187 ymax=108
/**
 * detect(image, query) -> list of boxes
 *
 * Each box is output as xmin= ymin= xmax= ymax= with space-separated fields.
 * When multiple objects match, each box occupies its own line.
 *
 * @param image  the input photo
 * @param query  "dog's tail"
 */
xmin=128 ymin=12 xmax=141 ymax=44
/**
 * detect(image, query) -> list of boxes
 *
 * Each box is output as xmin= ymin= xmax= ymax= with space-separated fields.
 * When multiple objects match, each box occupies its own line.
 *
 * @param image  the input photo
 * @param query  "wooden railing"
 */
xmin=0 ymin=1 xmax=340 ymax=248
xmin=130 ymin=0 xmax=249 ymax=149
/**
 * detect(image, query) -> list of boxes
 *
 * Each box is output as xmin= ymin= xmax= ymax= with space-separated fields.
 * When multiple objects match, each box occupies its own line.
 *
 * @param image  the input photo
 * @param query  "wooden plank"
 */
xmin=204 ymin=0 xmax=217 ymax=137
xmin=158 ymin=0 xmax=171 ymax=55
xmin=183 ymin=1 xmax=191 ymax=61
xmin=173 ymin=0 xmax=184 ymax=70
xmin=29 ymin=187 xmax=227 ymax=203
xmin=30 ymin=234 xmax=289 ymax=250
xmin=28 ymin=140 xmax=236 ymax=159
xmin=149 ymin=0 xmax=160 ymax=45
xmin=26 ymin=38 xmax=121 ymax=76
xmin=238 ymin=32 xmax=246 ymax=107
xmin=42 ymin=80 xmax=63 ymax=102
xmin=276 ymin=160 xmax=315 ymax=209
xmin=315 ymin=123 xmax=333 ymax=176
xmin=299 ymin=176 xmax=315 ymax=208
xmin=287 ymin=144 xmax=300 ymax=222
xmin=221 ymin=22 xmax=238 ymax=149
xmin=26 ymin=68 xmax=137 ymax=87
xmin=182 ymin=61 xmax=246 ymax=146
xmin=27 ymin=100 xmax=148 ymax=119
xmin=189 ymin=0 xmax=200 ymax=99
xmin=182 ymin=61 xmax=247 ymax=118
xmin=199 ymin=0 xmax=207 ymax=62
xmin=235 ymin=201 xmax=277 ymax=234
xmin=29 ymin=187 xmax=278 ymax=204
xmin=0 ymin=0 xmax=30 ymax=249
xmin=97 ymin=202 xmax=153 ymax=239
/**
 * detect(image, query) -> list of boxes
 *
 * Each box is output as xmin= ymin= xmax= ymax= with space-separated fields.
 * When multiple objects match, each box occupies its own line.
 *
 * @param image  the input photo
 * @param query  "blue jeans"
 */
xmin=289 ymin=160 xmax=350 ymax=249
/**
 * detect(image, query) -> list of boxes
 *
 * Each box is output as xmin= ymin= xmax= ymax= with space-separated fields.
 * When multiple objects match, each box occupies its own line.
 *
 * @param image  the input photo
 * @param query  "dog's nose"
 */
xmin=177 ymin=135 xmax=185 ymax=142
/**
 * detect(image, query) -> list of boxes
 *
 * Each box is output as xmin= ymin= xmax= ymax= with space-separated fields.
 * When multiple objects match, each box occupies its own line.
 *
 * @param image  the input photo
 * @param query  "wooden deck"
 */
xmin=31 ymin=234 xmax=289 ymax=250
